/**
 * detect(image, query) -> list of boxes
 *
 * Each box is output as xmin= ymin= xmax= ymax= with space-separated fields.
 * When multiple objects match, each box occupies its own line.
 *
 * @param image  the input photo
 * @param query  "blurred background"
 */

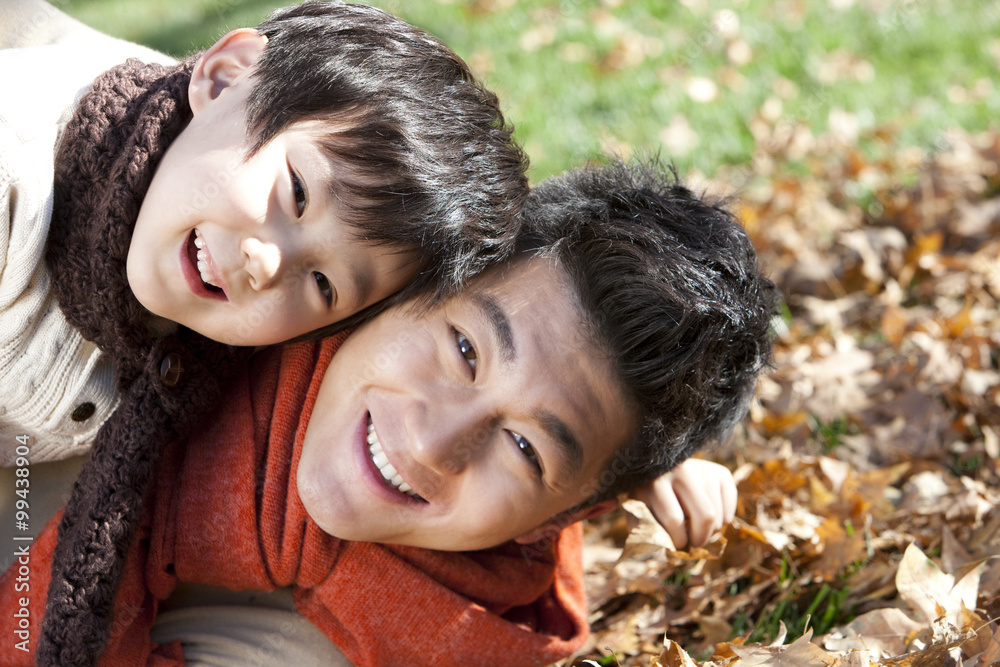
xmin=60 ymin=0 xmax=999 ymax=183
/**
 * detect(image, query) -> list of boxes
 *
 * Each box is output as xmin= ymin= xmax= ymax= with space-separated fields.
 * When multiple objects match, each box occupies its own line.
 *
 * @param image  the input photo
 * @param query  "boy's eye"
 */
xmin=290 ymin=168 xmax=307 ymax=217
xmin=453 ymin=329 xmax=477 ymax=374
xmin=314 ymin=272 xmax=334 ymax=307
xmin=510 ymin=431 xmax=542 ymax=475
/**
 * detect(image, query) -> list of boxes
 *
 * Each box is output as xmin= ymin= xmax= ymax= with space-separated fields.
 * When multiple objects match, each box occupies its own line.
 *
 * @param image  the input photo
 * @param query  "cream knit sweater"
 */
xmin=0 ymin=0 xmax=174 ymax=465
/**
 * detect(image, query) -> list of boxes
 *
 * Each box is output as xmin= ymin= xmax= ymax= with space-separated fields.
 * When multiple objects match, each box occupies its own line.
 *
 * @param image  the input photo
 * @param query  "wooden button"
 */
xmin=71 ymin=402 xmax=96 ymax=422
xmin=159 ymin=353 xmax=184 ymax=388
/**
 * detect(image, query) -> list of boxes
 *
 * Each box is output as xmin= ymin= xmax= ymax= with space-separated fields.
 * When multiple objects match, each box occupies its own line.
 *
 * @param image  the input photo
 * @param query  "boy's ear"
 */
xmin=188 ymin=28 xmax=268 ymax=115
xmin=512 ymin=498 xmax=620 ymax=545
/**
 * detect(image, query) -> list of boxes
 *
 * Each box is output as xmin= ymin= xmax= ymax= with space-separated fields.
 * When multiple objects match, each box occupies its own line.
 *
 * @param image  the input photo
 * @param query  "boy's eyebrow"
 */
xmin=349 ymin=264 xmax=375 ymax=309
xmin=472 ymin=293 xmax=583 ymax=478
xmin=309 ymin=146 xmax=374 ymax=308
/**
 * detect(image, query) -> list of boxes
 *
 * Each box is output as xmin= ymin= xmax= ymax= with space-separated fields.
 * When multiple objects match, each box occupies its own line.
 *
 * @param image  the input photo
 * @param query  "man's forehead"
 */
xmin=467 ymin=255 xmax=575 ymax=308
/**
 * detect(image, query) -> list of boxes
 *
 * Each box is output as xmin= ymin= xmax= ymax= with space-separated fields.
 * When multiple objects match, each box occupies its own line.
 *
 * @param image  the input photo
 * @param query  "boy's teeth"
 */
xmin=193 ymin=230 xmax=219 ymax=287
xmin=366 ymin=417 xmax=423 ymax=501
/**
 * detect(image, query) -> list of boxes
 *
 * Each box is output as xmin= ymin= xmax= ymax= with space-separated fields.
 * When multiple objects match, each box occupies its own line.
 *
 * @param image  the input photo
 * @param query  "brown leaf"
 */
xmin=879 ymin=640 xmax=966 ymax=666
xmin=821 ymin=607 xmax=924 ymax=658
xmin=656 ymin=638 xmax=701 ymax=667
xmin=838 ymin=650 xmax=875 ymax=666
xmin=620 ymin=498 xmax=677 ymax=559
xmin=939 ymin=524 xmax=973 ymax=574
xmin=812 ymin=518 xmax=867 ymax=581
xmin=956 ymin=606 xmax=994 ymax=659
xmin=974 ymin=622 xmax=1000 ymax=667
xmin=895 ymin=543 xmax=952 ymax=624
xmin=894 ymin=543 xmax=984 ymax=626
xmin=727 ymin=630 xmax=838 ymax=666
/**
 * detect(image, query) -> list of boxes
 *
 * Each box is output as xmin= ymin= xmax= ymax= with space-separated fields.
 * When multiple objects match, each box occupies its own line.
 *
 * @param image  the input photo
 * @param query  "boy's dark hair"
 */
xmin=247 ymin=1 xmax=528 ymax=306
xmin=519 ymin=158 xmax=777 ymax=504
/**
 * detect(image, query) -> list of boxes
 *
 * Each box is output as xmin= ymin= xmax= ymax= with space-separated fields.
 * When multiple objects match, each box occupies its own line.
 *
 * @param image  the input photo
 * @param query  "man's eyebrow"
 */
xmin=473 ymin=293 xmax=516 ymax=365
xmin=535 ymin=410 xmax=584 ymax=477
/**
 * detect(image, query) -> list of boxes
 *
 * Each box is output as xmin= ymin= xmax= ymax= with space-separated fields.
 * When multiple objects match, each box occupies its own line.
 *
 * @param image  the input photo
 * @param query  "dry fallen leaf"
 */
xmin=656 ymin=638 xmax=701 ymax=667
xmin=822 ymin=608 xmax=924 ymax=658
xmin=894 ymin=543 xmax=983 ymax=627
xmin=620 ymin=498 xmax=677 ymax=558
xmin=975 ymin=623 xmax=1000 ymax=667
xmin=727 ymin=630 xmax=838 ymax=666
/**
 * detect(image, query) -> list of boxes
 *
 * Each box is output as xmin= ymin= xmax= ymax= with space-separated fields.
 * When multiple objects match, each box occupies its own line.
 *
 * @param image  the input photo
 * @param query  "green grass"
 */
xmin=731 ymin=581 xmax=854 ymax=645
xmin=728 ymin=554 xmax=856 ymax=646
xmin=810 ymin=415 xmax=852 ymax=454
xmin=59 ymin=0 xmax=1000 ymax=181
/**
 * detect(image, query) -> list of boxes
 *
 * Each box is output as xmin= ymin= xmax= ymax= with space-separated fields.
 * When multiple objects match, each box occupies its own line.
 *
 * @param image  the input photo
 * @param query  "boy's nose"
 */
xmin=406 ymin=399 xmax=492 ymax=476
xmin=241 ymin=237 xmax=282 ymax=290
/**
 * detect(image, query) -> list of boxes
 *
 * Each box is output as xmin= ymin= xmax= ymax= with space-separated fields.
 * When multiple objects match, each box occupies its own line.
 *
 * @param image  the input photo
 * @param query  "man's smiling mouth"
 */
xmin=366 ymin=415 xmax=425 ymax=501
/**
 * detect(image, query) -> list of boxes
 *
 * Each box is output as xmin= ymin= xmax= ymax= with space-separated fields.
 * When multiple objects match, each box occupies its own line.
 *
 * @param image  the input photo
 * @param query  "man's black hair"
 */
xmin=519 ymin=157 xmax=777 ymax=504
xmin=246 ymin=1 xmax=528 ymax=310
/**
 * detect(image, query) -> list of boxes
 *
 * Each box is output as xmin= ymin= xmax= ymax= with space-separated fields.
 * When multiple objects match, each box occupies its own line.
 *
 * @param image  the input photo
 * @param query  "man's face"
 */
xmin=297 ymin=255 xmax=637 ymax=551
xmin=127 ymin=31 xmax=418 ymax=346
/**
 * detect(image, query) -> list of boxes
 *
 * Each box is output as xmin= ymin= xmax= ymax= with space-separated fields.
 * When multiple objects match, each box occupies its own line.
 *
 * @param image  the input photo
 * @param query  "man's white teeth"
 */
xmin=367 ymin=417 xmax=418 ymax=498
xmin=193 ymin=230 xmax=219 ymax=288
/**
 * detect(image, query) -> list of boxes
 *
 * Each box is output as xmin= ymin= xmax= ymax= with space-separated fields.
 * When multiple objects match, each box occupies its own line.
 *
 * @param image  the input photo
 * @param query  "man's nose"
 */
xmin=407 ymin=398 xmax=493 ymax=476
xmin=241 ymin=237 xmax=283 ymax=290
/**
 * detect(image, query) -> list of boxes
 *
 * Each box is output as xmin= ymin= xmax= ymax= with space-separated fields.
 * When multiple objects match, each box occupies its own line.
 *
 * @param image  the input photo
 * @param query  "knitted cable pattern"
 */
xmin=41 ymin=58 xmax=252 ymax=665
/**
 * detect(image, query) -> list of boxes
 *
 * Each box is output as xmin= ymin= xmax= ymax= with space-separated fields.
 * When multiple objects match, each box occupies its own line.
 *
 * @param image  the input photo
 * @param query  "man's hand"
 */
xmin=629 ymin=459 xmax=736 ymax=550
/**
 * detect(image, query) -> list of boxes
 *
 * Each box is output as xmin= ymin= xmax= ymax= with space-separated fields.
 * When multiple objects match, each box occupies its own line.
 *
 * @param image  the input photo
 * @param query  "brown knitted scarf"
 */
xmin=41 ymin=58 xmax=252 ymax=665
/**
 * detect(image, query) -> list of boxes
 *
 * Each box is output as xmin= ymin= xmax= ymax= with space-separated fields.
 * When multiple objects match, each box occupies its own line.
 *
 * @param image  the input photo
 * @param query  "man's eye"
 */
xmin=314 ymin=272 xmax=333 ymax=307
xmin=454 ymin=329 xmax=477 ymax=373
xmin=510 ymin=431 xmax=542 ymax=475
xmin=290 ymin=168 xmax=307 ymax=217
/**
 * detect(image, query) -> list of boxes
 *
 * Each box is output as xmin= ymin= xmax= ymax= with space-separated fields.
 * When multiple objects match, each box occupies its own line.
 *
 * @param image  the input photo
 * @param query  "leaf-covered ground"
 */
xmin=566 ymin=122 xmax=1000 ymax=666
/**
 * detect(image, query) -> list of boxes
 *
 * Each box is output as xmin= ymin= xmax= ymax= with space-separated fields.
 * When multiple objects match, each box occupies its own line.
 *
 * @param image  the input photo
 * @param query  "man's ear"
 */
xmin=188 ymin=28 xmax=267 ymax=115
xmin=513 ymin=498 xmax=620 ymax=545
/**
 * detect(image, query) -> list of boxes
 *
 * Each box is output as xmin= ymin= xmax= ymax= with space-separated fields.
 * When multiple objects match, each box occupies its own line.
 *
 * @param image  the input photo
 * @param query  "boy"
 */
xmin=1 ymin=5 xmax=527 ymax=659
xmin=1 ymin=0 xmax=528 ymax=467
xmin=2 ymin=159 xmax=776 ymax=665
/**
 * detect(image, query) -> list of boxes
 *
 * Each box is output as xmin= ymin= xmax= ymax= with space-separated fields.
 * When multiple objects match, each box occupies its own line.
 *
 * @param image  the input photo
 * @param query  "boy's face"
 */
xmin=127 ymin=30 xmax=418 ymax=345
xmin=298 ymin=255 xmax=637 ymax=551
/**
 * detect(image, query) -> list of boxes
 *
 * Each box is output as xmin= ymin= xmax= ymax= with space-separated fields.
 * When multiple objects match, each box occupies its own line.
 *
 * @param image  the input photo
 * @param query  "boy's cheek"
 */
xmin=231 ymin=291 xmax=295 ymax=345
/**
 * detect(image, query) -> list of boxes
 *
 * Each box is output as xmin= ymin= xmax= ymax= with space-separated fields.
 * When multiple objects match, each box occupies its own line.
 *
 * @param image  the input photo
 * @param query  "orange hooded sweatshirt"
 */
xmin=1 ymin=336 xmax=588 ymax=666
